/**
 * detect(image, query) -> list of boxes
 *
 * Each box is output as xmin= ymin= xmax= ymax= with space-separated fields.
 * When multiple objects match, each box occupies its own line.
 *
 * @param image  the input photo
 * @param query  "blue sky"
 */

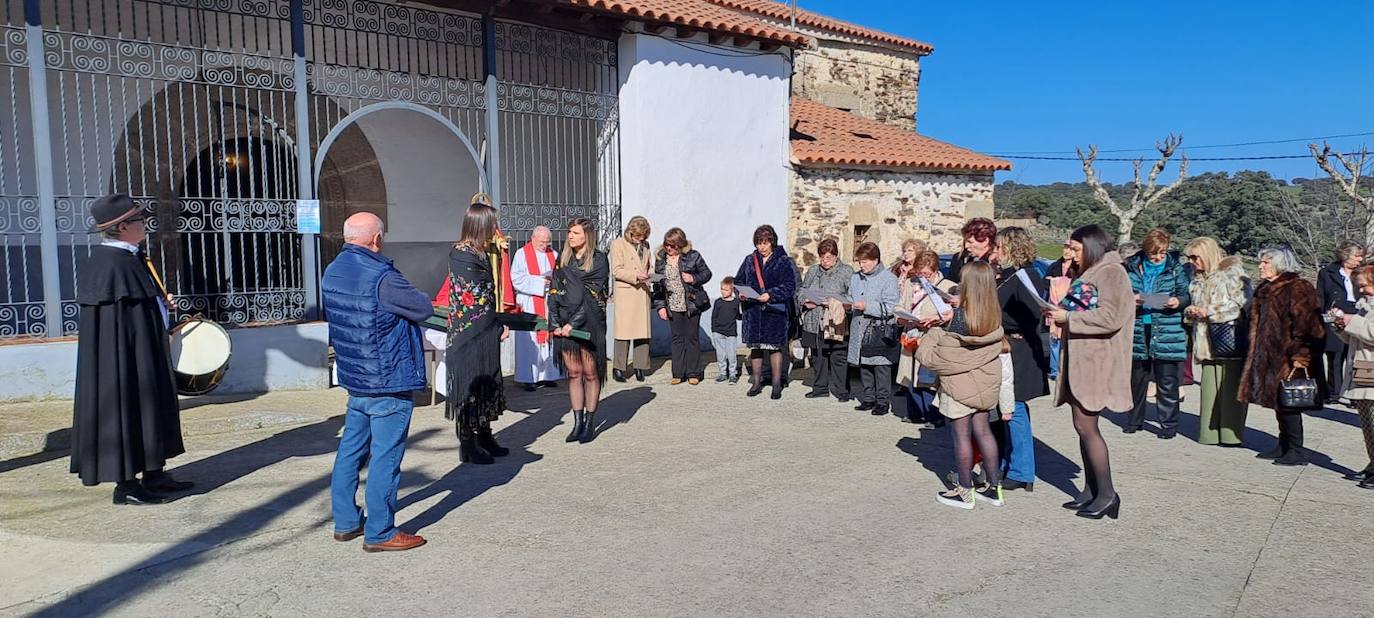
xmin=803 ymin=1 xmax=1374 ymax=184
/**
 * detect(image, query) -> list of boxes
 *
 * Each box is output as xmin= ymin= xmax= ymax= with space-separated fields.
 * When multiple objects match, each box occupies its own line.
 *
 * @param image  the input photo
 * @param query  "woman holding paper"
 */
xmin=799 ymin=238 xmax=854 ymax=401
xmin=610 ymin=216 xmax=654 ymax=382
xmin=1044 ymin=224 xmax=1133 ymax=520
xmin=549 ymin=218 xmax=611 ymax=444
xmin=990 ymin=227 xmax=1050 ymax=492
xmin=1123 ymin=228 xmax=1192 ymax=438
xmin=653 ymin=228 xmax=713 ymax=385
xmin=945 ymin=218 xmax=996 ymax=284
xmin=896 ymin=250 xmax=955 ymax=426
xmin=734 ymin=225 xmax=799 ymax=399
xmin=847 ymin=242 xmax=901 ymax=415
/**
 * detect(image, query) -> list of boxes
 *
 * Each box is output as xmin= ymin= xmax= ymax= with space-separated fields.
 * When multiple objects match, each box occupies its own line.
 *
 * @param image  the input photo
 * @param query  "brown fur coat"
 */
xmin=1238 ymin=273 xmax=1327 ymax=409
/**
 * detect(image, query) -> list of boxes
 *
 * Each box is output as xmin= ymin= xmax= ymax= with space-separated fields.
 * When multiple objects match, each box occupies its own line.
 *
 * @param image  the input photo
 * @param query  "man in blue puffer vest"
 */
xmin=323 ymin=212 xmax=431 ymax=553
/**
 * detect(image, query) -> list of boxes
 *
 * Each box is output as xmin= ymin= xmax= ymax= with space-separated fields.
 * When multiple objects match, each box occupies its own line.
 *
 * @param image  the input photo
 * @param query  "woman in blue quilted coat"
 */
xmin=1123 ymin=228 xmax=1192 ymax=438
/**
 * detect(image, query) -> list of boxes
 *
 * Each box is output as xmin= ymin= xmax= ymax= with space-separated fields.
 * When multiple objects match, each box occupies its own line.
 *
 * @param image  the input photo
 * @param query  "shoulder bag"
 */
xmin=753 ymin=254 xmax=790 ymax=315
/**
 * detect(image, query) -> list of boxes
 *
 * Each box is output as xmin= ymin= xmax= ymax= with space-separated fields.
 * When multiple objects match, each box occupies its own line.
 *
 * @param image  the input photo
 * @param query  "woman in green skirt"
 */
xmin=1183 ymin=237 xmax=1251 ymax=447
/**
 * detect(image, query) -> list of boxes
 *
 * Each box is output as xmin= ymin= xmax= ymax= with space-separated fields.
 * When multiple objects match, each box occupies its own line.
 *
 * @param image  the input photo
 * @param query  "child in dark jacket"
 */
xmin=711 ymin=277 xmax=743 ymax=382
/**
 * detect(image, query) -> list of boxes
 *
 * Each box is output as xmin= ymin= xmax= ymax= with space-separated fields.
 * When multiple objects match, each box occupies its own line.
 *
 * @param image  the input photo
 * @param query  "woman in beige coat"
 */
xmin=898 ymin=250 xmax=955 ymax=426
xmin=610 ymin=216 xmax=653 ymax=382
xmin=1044 ymin=225 xmax=1133 ymax=520
xmin=1333 ymin=265 xmax=1374 ymax=489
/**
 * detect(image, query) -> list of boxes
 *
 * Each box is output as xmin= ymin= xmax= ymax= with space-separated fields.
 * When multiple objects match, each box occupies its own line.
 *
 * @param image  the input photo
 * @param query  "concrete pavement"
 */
xmin=1 ymin=368 xmax=1371 ymax=617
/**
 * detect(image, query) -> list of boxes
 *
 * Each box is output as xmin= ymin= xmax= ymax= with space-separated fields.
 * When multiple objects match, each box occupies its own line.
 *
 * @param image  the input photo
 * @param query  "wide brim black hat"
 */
xmin=88 ymin=193 xmax=143 ymax=233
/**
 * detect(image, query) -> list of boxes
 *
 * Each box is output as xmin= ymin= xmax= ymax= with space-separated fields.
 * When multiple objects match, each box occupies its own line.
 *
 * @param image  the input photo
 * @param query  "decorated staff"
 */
xmin=71 ymin=194 xmax=192 ymax=505
xmin=510 ymin=226 xmax=563 ymax=390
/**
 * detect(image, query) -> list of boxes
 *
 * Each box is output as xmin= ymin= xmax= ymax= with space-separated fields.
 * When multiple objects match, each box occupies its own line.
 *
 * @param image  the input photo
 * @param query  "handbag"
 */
xmin=1352 ymin=360 xmax=1374 ymax=388
xmin=752 ymin=254 xmax=789 ymax=314
xmin=1207 ymin=319 xmax=1249 ymax=359
xmin=859 ymin=316 xmax=900 ymax=363
xmin=1278 ymin=367 xmax=1321 ymax=410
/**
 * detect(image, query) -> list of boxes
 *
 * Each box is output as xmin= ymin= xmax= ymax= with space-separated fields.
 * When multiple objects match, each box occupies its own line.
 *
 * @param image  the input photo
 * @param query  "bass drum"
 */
xmin=169 ymin=318 xmax=232 ymax=396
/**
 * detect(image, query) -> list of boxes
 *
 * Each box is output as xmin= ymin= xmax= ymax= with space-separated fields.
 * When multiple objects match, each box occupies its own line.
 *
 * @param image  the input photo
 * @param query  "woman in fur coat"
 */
xmin=1183 ymin=237 xmax=1251 ymax=447
xmin=1239 ymin=244 xmax=1327 ymax=466
xmin=734 ymin=224 xmax=798 ymax=400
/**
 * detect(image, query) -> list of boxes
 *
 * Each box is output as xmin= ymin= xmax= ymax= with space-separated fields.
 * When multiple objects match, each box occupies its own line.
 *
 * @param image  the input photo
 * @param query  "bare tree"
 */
xmin=1268 ymin=183 xmax=1369 ymax=274
xmin=1308 ymin=142 xmax=1374 ymax=245
xmin=1076 ymin=134 xmax=1189 ymax=244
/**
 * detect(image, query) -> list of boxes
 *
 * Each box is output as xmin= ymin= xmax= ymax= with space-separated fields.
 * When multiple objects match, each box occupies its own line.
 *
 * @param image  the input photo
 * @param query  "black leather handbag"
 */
xmin=1278 ymin=367 xmax=1321 ymax=410
xmin=1207 ymin=319 xmax=1249 ymax=359
xmin=859 ymin=317 xmax=900 ymax=363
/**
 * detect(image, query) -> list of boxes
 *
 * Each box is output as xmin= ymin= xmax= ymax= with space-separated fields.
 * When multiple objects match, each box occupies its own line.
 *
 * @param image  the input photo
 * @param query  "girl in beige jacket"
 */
xmin=916 ymin=261 xmax=1006 ymax=510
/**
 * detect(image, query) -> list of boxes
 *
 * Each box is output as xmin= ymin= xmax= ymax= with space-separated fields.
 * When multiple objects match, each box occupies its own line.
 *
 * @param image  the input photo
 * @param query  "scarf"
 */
xmin=522 ymin=242 xmax=556 ymax=343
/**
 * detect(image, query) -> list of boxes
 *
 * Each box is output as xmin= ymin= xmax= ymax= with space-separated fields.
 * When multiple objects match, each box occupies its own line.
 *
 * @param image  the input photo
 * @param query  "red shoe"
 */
xmin=363 ymin=531 xmax=426 ymax=553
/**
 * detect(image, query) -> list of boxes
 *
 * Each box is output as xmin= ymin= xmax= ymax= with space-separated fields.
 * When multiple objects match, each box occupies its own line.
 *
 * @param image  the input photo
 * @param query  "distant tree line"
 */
xmin=995 ymin=171 xmax=1373 ymax=270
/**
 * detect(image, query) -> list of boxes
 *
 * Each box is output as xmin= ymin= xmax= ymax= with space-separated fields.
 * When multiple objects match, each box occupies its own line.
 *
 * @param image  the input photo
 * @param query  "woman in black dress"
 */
xmin=549 ymin=218 xmax=611 ymax=443
xmin=446 ymin=203 xmax=512 ymax=464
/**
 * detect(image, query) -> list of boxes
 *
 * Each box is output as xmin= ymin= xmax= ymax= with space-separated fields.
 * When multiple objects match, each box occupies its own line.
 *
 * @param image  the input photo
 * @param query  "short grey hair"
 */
xmin=1335 ymin=241 xmax=1365 ymax=262
xmin=1258 ymin=244 xmax=1301 ymax=275
xmin=532 ymin=225 xmax=552 ymax=240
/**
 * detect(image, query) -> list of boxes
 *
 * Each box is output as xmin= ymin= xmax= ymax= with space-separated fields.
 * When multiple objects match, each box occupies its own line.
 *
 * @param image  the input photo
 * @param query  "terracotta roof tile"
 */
xmin=791 ymin=97 xmax=1010 ymax=172
xmin=707 ymin=0 xmax=933 ymax=54
xmin=556 ymin=0 xmax=811 ymax=48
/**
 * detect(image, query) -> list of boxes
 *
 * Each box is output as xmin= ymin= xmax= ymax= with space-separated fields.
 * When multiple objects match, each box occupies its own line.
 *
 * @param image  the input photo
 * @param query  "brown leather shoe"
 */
xmin=670 ymin=378 xmax=683 ymax=385
xmin=333 ymin=526 xmax=364 ymax=542
xmin=363 ymin=531 xmax=426 ymax=553
xmin=688 ymin=378 xmax=701 ymax=385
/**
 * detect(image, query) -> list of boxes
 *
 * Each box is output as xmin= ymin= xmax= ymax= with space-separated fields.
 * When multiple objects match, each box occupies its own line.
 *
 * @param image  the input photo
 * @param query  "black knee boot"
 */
xmin=1274 ymin=413 xmax=1309 ymax=466
xmin=459 ymin=426 xmax=494 ymax=464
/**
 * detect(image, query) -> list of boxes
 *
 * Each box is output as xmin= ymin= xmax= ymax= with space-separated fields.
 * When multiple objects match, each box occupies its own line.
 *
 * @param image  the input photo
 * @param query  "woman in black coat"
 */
xmin=653 ymin=227 xmax=713 ymax=385
xmin=734 ymin=224 xmax=799 ymax=399
xmin=1317 ymin=242 xmax=1365 ymax=403
xmin=992 ymin=227 xmax=1050 ymax=492
xmin=549 ymin=218 xmax=610 ymax=444
xmin=944 ymin=217 xmax=997 ymax=284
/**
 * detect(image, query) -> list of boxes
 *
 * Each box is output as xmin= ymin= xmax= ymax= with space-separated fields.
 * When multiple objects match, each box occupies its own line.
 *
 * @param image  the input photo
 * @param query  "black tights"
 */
xmin=562 ymin=349 xmax=601 ymax=413
xmin=1072 ymin=405 xmax=1117 ymax=509
xmin=950 ymin=411 xmax=1001 ymax=489
xmin=750 ymin=350 xmax=785 ymax=389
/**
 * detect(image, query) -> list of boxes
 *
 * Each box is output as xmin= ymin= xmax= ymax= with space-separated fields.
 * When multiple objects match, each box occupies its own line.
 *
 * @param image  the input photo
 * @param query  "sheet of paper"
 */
xmin=734 ymin=285 xmax=762 ymax=300
xmin=800 ymin=289 xmax=851 ymax=306
xmin=893 ymin=308 xmax=921 ymax=322
xmin=1140 ymin=293 xmax=1171 ymax=310
xmin=648 ymin=273 xmax=665 ymax=283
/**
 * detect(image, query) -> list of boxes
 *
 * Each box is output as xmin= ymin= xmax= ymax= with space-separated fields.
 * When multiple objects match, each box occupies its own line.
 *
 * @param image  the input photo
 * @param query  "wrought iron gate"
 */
xmin=0 ymin=0 xmax=622 ymax=341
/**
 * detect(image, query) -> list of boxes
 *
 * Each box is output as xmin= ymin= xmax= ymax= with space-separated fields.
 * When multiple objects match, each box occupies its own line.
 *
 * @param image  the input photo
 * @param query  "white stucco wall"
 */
xmin=616 ymin=33 xmax=792 ymax=354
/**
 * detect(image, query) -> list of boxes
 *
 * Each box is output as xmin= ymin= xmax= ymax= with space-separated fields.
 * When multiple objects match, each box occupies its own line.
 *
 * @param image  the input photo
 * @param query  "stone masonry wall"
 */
xmin=789 ymin=167 xmax=996 ymax=269
xmin=793 ymin=41 xmax=921 ymax=131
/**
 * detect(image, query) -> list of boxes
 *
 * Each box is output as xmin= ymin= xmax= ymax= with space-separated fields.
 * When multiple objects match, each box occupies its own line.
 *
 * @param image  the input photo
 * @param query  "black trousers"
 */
xmin=1327 ymin=346 xmax=1348 ymax=401
xmin=857 ymin=363 xmax=892 ymax=407
xmin=1129 ymin=357 xmax=1183 ymax=433
xmin=669 ymin=311 xmax=702 ymax=380
xmin=810 ymin=341 xmax=850 ymax=398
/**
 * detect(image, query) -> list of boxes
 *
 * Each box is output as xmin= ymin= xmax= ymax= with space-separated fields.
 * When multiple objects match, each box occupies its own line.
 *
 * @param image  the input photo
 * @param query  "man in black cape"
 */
xmin=70 ymin=194 xmax=192 ymax=505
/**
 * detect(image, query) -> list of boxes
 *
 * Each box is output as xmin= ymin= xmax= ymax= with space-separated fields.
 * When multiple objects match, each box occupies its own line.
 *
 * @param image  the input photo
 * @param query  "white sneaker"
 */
xmin=936 ymin=486 xmax=975 ymax=510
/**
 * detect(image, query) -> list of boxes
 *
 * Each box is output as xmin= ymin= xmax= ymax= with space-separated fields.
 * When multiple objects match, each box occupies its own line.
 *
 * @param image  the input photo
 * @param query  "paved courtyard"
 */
xmin=1 ymin=365 xmax=1371 ymax=617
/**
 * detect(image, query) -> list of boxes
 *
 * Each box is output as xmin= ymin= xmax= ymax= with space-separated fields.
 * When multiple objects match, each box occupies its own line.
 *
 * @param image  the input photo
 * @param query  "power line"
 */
xmin=993 ymin=131 xmax=1374 ymax=155
xmin=995 ymin=152 xmax=1368 ymax=162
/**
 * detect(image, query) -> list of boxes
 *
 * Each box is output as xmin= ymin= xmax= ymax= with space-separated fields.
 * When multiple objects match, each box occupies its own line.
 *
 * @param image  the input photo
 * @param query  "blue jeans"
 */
xmin=998 ymin=401 xmax=1036 ymax=484
xmin=332 ymin=394 xmax=414 ymax=545
xmin=905 ymin=387 xmax=941 ymax=424
xmin=1049 ymin=337 xmax=1061 ymax=378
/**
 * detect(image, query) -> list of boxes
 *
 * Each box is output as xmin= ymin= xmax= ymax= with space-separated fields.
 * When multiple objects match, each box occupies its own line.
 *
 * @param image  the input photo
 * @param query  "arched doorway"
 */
xmin=314 ymin=101 xmax=487 ymax=296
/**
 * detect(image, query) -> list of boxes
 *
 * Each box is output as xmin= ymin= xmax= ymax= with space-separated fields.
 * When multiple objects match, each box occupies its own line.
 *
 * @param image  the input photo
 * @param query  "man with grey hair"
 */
xmin=510 ymin=225 xmax=562 ymax=390
xmin=322 ymin=211 xmax=431 ymax=552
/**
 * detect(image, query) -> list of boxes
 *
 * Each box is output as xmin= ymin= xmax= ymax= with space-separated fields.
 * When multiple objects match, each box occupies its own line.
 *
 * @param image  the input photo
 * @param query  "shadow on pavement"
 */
xmin=398 ymin=387 xmax=655 ymax=534
xmin=0 ymin=428 xmax=70 ymax=474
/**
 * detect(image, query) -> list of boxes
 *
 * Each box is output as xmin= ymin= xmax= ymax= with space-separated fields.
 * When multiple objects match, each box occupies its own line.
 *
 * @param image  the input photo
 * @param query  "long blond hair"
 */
xmin=958 ymin=261 xmax=1002 ymax=338
xmin=1184 ymin=236 xmax=1224 ymax=274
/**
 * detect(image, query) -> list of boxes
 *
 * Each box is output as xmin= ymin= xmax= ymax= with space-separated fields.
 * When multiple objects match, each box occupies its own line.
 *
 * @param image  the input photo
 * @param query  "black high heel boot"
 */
xmin=477 ymin=423 xmax=509 ymax=457
xmin=580 ymin=411 xmax=597 ymax=443
xmin=566 ymin=410 xmax=584 ymax=443
xmin=459 ymin=428 xmax=494 ymax=464
xmin=635 ymin=369 xmax=645 ymax=382
xmin=613 ymin=369 xmax=627 ymax=383
xmin=1076 ymin=495 xmax=1121 ymax=520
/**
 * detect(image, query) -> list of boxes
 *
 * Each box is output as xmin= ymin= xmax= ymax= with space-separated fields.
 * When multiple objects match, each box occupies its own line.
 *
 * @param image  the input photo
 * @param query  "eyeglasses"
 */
xmin=1186 ymin=254 xmax=1201 ymax=261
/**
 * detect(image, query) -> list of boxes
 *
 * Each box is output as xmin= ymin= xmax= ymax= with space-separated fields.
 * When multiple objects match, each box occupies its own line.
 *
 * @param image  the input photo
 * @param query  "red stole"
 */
xmin=522 ymin=243 xmax=556 ymax=343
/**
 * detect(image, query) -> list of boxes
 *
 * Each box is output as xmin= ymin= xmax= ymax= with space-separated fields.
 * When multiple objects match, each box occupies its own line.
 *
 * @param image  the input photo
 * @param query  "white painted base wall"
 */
xmin=0 ymin=322 xmax=331 ymax=403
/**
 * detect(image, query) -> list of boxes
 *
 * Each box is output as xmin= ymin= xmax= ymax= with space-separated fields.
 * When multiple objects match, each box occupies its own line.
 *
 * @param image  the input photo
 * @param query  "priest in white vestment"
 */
xmin=511 ymin=226 xmax=563 ymax=390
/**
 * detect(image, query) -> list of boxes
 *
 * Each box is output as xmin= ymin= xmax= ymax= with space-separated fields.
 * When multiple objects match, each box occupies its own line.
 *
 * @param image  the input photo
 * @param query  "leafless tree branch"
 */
xmin=1076 ymin=133 xmax=1188 ymax=243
